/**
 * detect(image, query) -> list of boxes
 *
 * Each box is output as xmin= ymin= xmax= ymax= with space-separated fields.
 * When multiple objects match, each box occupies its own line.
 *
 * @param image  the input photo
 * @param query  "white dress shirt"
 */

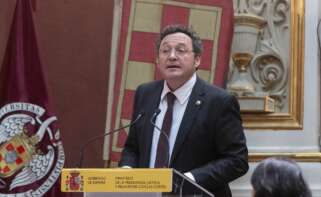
xmin=149 ymin=73 xmax=196 ymax=172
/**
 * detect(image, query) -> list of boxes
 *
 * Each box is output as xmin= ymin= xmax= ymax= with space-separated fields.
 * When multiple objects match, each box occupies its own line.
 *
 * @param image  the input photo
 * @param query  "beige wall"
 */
xmin=0 ymin=0 xmax=114 ymax=168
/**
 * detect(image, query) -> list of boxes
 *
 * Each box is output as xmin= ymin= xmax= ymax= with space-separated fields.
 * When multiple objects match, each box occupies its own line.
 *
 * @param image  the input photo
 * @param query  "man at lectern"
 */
xmin=120 ymin=24 xmax=249 ymax=197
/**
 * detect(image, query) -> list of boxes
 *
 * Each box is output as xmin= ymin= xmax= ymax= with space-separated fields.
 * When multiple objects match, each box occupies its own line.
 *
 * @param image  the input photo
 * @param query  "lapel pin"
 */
xmin=195 ymin=100 xmax=202 ymax=106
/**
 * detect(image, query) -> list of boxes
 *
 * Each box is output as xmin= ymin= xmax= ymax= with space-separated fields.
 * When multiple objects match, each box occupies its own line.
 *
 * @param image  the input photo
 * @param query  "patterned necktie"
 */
xmin=155 ymin=92 xmax=176 ymax=168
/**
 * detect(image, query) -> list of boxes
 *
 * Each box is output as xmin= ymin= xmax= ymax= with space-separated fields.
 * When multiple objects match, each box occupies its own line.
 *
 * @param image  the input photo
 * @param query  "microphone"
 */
xmin=150 ymin=109 xmax=170 ymax=168
xmin=150 ymin=109 xmax=161 ymax=124
xmin=77 ymin=112 xmax=145 ymax=168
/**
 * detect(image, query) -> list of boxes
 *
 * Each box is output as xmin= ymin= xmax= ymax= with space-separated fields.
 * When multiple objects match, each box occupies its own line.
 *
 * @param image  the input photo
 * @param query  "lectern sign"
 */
xmin=61 ymin=168 xmax=172 ymax=192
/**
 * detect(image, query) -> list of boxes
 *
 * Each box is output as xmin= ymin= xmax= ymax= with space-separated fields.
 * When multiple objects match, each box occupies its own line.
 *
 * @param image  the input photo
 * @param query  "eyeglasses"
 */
xmin=159 ymin=47 xmax=194 ymax=57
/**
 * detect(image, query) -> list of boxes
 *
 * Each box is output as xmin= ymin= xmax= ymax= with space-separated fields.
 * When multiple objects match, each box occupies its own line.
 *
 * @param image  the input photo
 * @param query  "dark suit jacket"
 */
xmin=120 ymin=77 xmax=248 ymax=197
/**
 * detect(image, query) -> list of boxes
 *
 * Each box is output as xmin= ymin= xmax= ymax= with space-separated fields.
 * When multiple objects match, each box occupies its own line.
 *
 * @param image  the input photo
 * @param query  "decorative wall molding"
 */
xmin=230 ymin=0 xmax=304 ymax=129
xmin=249 ymin=152 xmax=321 ymax=162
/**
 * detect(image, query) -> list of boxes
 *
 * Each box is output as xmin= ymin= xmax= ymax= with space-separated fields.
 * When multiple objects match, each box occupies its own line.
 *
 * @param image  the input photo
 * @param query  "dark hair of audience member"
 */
xmin=251 ymin=157 xmax=312 ymax=197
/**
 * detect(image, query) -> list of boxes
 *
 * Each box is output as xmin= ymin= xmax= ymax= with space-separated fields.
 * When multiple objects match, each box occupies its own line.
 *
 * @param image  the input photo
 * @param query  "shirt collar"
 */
xmin=161 ymin=73 xmax=197 ymax=105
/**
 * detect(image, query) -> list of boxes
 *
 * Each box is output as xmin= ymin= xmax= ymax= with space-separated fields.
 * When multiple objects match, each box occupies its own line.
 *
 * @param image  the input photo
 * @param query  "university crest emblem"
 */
xmin=0 ymin=102 xmax=65 ymax=196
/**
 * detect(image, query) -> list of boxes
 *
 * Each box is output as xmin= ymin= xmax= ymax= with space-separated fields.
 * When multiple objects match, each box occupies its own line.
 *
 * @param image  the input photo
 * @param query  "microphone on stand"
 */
xmin=149 ymin=109 xmax=170 ymax=168
xmin=76 ymin=112 xmax=145 ymax=168
xmin=150 ymin=109 xmax=183 ymax=195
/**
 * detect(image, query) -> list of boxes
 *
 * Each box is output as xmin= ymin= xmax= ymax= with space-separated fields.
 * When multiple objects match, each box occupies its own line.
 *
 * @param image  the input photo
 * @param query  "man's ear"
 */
xmin=155 ymin=57 xmax=159 ymax=65
xmin=194 ymin=55 xmax=201 ymax=69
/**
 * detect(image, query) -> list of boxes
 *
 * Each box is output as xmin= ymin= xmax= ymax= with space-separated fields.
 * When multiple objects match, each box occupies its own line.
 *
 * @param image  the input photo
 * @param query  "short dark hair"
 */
xmin=155 ymin=24 xmax=203 ymax=56
xmin=251 ymin=157 xmax=312 ymax=197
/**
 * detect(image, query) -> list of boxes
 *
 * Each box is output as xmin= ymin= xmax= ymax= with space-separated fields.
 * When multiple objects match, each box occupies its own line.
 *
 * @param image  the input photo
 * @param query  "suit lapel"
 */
xmin=170 ymin=77 xmax=206 ymax=165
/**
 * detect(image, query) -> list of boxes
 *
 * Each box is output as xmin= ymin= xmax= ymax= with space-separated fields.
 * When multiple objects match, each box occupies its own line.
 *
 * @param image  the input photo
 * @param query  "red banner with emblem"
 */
xmin=0 ymin=0 xmax=66 ymax=196
xmin=105 ymin=0 xmax=234 ymax=166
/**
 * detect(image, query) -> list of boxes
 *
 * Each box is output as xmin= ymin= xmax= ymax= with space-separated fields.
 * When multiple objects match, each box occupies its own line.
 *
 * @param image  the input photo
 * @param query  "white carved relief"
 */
xmin=230 ymin=0 xmax=290 ymax=112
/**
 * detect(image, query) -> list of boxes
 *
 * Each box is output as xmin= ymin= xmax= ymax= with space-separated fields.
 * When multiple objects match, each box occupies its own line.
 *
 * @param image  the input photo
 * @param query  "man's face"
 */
xmin=156 ymin=32 xmax=200 ymax=89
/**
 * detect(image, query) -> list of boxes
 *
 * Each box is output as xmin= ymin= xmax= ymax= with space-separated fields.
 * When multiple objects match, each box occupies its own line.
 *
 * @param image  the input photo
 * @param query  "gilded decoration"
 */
xmin=230 ymin=0 xmax=304 ymax=129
